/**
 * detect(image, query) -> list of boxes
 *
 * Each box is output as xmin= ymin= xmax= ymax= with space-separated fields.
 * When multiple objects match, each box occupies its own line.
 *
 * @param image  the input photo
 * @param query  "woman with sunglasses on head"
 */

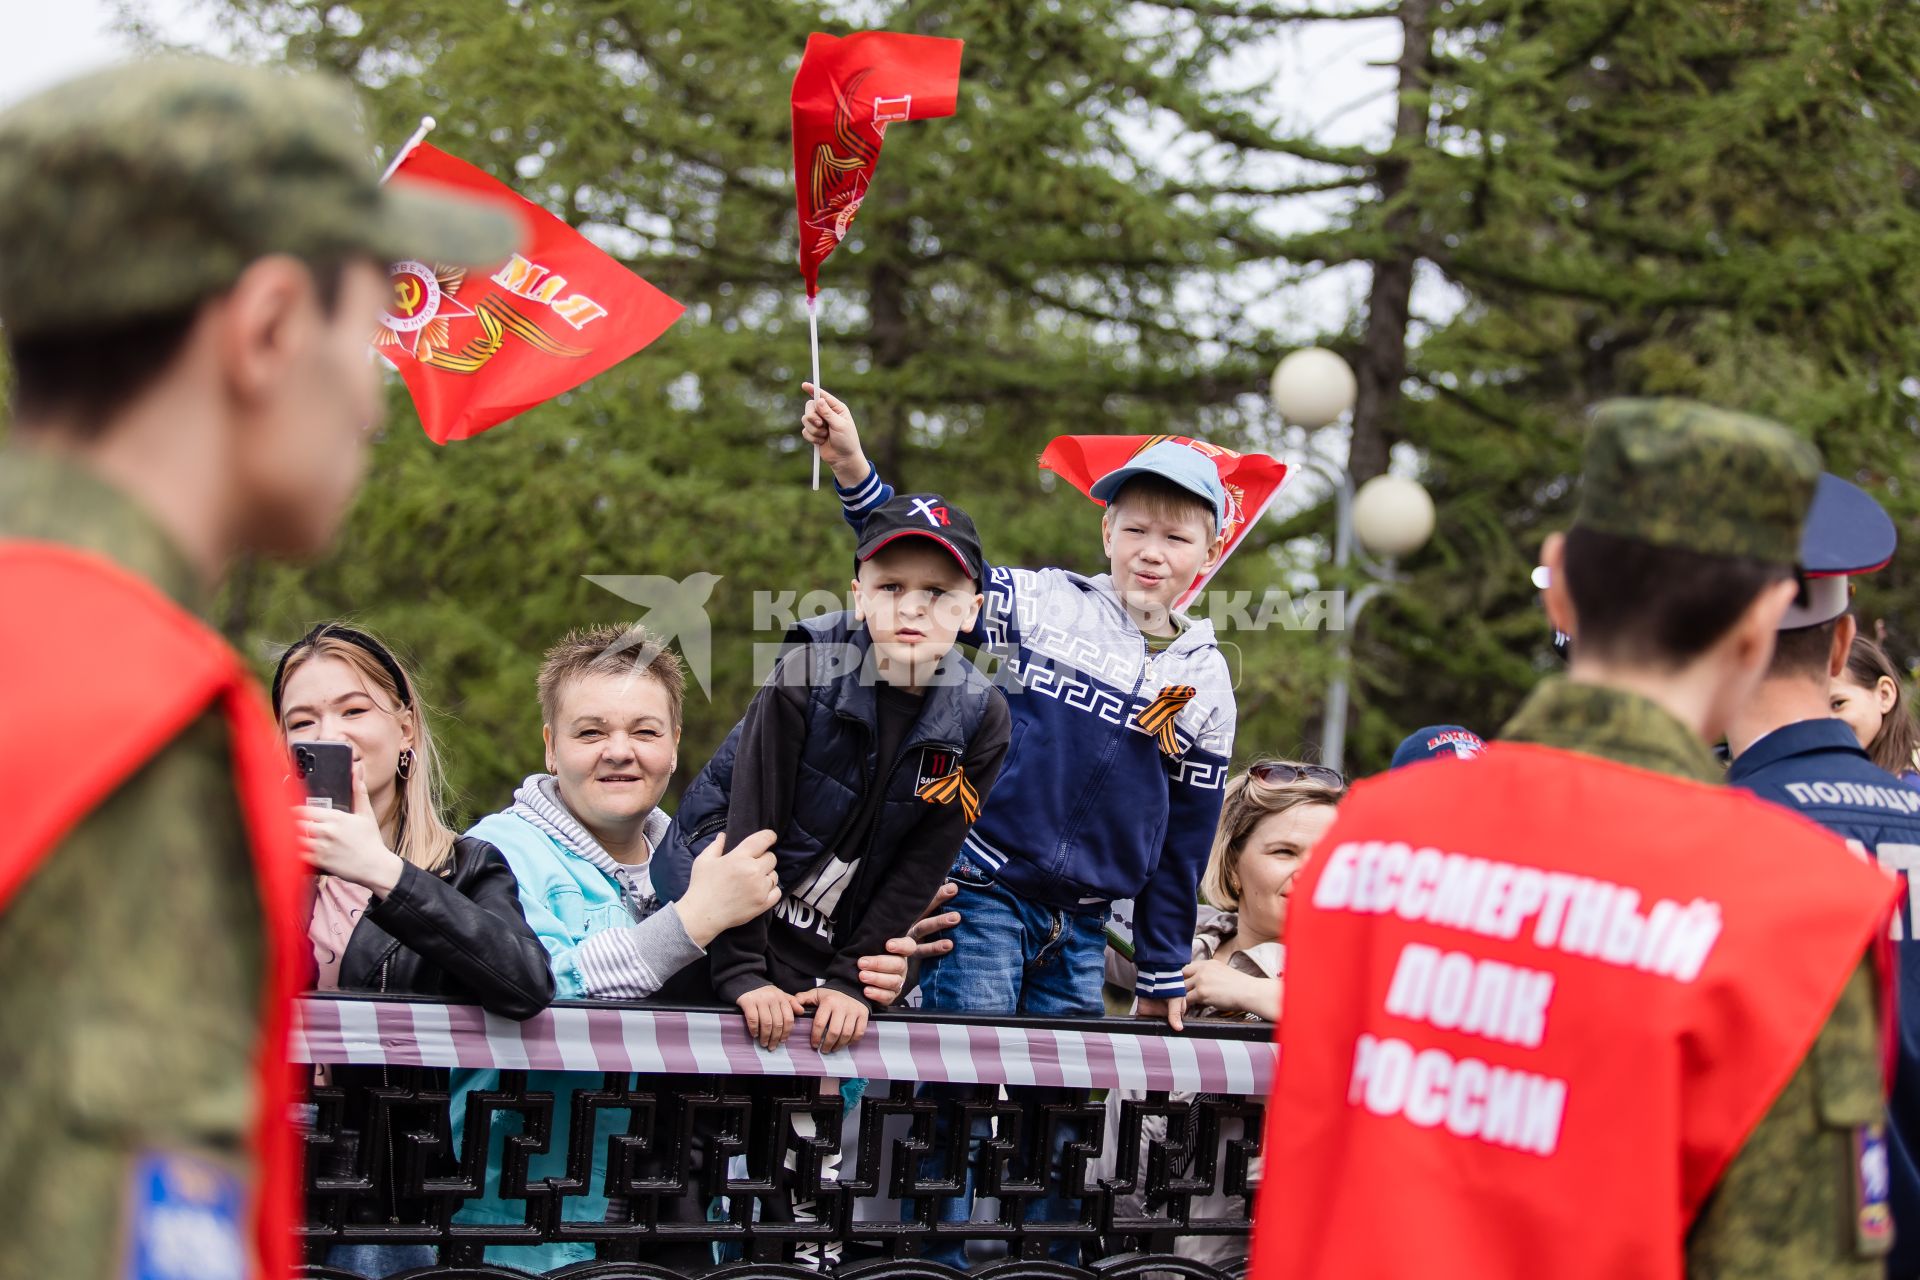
xmin=1098 ymin=759 xmax=1346 ymax=1265
xmin=1108 ymin=759 xmax=1347 ymax=1022
xmin=1183 ymin=759 xmax=1346 ymax=1020
xmin=274 ymin=623 xmax=554 ymax=1278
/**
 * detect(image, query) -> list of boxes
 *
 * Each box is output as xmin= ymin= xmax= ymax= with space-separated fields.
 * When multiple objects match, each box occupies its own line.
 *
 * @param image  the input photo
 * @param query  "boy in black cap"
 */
xmin=658 ymin=493 xmax=1009 ymax=1270
xmin=661 ymin=492 xmax=1010 ymax=1053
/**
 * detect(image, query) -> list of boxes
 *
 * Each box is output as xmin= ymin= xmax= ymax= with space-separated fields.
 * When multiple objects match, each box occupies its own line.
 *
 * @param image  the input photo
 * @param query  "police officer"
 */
xmin=0 ymin=59 xmax=516 ymax=1279
xmin=1726 ymin=471 xmax=1914 ymax=1275
xmin=1253 ymin=399 xmax=1895 ymax=1280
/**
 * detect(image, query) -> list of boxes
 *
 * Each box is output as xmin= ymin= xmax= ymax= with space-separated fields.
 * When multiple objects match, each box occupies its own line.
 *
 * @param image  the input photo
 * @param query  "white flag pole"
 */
xmin=378 ymin=115 xmax=438 ymax=185
xmin=808 ymin=294 xmax=823 ymax=491
xmin=370 ymin=116 xmax=437 ymax=372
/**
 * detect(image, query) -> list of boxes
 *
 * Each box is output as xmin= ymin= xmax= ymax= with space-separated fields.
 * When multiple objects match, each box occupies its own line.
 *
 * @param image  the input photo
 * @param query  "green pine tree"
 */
xmin=67 ymin=0 xmax=1920 ymax=791
xmin=1231 ymin=0 xmax=1920 ymax=764
xmin=200 ymin=0 xmax=1326 ymax=814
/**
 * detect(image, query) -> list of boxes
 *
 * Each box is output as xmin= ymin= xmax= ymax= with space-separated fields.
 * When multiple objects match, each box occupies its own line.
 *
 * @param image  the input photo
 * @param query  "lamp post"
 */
xmin=1270 ymin=348 xmax=1435 ymax=773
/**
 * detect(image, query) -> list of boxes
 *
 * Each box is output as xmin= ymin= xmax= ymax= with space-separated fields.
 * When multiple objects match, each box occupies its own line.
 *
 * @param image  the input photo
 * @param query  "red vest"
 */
xmin=0 ymin=540 xmax=307 ymax=1280
xmin=1250 ymin=743 xmax=1899 ymax=1280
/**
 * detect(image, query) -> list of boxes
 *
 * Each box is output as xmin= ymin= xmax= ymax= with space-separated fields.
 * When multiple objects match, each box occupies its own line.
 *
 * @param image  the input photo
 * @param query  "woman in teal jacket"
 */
xmin=449 ymin=623 xmax=957 ymax=1272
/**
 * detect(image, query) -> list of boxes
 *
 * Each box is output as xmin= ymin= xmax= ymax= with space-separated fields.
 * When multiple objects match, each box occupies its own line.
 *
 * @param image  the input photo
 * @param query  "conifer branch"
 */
xmin=1131 ymin=0 xmax=1402 ymax=21
xmin=1172 ymin=176 xmax=1376 ymax=198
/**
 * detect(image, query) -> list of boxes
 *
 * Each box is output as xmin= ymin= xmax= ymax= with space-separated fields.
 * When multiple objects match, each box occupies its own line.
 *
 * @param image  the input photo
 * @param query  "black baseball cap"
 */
xmin=855 ymin=494 xmax=985 ymax=585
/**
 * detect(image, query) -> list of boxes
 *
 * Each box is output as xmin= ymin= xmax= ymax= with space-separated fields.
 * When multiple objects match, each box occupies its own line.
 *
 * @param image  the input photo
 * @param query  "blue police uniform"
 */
xmin=1728 ymin=467 xmax=1910 ymax=1273
xmin=1730 ymin=722 xmax=1919 ymax=1276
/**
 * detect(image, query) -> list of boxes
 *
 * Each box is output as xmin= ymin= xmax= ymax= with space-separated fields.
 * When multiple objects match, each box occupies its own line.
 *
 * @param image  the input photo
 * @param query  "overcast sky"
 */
xmin=1 ymin=2 xmax=210 ymax=105
xmin=1 ymin=1 xmax=1400 ymax=166
xmin=0 ymin=2 xmax=1400 ymax=249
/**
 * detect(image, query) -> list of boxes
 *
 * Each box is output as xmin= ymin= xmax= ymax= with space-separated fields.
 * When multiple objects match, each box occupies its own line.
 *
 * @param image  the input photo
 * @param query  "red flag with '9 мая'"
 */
xmin=378 ymin=143 xmax=686 ymax=444
xmin=792 ymin=31 xmax=964 ymax=297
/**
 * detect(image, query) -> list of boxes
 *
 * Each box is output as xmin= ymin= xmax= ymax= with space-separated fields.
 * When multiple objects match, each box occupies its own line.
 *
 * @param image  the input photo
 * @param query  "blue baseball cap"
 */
xmin=1089 ymin=440 xmax=1229 ymax=528
xmin=1390 ymin=725 xmax=1487 ymax=770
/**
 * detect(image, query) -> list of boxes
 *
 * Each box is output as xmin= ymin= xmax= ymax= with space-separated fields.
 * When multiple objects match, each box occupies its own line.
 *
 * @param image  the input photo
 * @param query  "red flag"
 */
xmin=1039 ymin=435 xmax=1289 ymax=609
xmin=791 ymin=31 xmax=964 ymax=296
xmin=378 ymin=143 xmax=686 ymax=444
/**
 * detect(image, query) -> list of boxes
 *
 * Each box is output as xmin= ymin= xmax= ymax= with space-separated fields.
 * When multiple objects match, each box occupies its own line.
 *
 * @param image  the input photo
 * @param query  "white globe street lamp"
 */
xmin=1270 ymin=347 xmax=1359 ymax=428
xmin=1268 ymin=347 xmax=1434 ymax=773
xmin=1352 ymin=474 xmax=1436 ymax=559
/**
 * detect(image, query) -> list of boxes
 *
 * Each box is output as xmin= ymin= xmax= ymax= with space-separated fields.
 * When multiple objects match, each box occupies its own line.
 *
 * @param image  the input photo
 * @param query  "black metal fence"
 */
xmin=297 ymin=999 xmax=1267 ymax=1279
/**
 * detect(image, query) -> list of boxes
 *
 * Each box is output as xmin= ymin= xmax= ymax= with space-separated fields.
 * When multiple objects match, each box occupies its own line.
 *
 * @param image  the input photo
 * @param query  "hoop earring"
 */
xmin=397 ymin=749 xmax=415 ymax=781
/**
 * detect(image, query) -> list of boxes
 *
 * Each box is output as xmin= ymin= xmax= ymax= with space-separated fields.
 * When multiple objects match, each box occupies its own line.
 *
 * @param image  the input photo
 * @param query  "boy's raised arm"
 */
xmin=799 ymin=384 xmax=1011 ymax=652
xmin=801 ymin=383 xmax=883 ymax=525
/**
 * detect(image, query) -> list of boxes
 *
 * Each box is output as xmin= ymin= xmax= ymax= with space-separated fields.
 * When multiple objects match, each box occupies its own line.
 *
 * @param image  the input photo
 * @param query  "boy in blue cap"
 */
xmin=801 ymin=387 xmax=1236 ymax=1021
xmin=801 ymin=385 xmax=1236 ymax=1267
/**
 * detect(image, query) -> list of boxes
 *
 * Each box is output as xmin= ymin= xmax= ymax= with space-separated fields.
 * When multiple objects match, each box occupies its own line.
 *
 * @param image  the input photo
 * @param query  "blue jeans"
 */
xmin=321 ymin=1244 xmax=437 ymax=1278
xmin=907 ymin=868 xmax=1107 ymax=1269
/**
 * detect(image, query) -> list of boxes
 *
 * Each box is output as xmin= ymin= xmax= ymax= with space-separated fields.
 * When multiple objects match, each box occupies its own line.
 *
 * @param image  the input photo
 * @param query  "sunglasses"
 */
xmin=1248 ymin=762 xmax=1346 ymax=789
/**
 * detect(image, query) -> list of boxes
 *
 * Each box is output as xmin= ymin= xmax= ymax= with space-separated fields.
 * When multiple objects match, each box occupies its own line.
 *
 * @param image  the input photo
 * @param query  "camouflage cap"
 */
xmin=1575 ymin=398 xmax=1821 ymax=565
xmin=0 ymin=57 xmax=520 ymax=339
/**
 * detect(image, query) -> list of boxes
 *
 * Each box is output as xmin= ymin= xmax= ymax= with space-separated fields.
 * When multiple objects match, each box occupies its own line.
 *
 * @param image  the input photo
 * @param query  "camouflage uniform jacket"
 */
xmin=0 ymin=450 xmax=262 ymax=1280
xmin=1504 ymin=678 xmax=1887 ymax=1279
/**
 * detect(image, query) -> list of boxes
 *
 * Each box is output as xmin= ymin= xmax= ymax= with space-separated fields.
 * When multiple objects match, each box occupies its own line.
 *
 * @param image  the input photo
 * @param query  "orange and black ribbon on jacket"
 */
xmin=1136 ymin=684 xmax=1197 ymax=756
xmin=916 ymin=765 xmax=982 ymax=823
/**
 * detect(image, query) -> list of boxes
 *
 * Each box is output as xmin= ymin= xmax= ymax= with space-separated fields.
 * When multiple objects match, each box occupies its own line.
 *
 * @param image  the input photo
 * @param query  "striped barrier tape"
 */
xmin=292 ymin=997 xmax=1276 ymax=1095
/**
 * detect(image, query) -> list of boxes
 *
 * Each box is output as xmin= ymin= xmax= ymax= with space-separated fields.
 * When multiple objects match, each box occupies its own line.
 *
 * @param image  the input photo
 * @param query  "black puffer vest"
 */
xmin=656 ymin=612 xmax=994 ymax=900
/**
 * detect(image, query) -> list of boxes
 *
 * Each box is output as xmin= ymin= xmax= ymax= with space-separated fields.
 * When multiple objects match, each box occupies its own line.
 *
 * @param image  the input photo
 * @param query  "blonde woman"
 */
xmin=274 ymin=623 xmax=556 ymax=1278
xmin=1099 ymin=760 xmax=1345 ymax=1268
xmin=274 ymin=623 xmax=554 ymax=1015
xmin=1110 ymin=760 xmax=1344 ymax=1020
xmin=1183 ymin=759 xmax=1346 ymax=1019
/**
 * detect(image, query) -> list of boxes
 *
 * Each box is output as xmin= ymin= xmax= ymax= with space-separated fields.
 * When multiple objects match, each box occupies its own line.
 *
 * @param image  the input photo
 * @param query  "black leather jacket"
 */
xmin=309 ymin=836 xmax=553 ymax=1237
xmin=336 ymin=834 xmax=554 ymax=1017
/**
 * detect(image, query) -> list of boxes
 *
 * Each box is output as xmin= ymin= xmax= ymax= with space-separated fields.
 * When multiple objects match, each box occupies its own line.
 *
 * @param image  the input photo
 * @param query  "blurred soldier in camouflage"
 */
xmin=1508 ymin=401 xmax=1892 ymax=1278
xmin=0 ymin=59 xmax=515 ymax=1279
xmin=1254 ymin=398 xmax=1895 ymax=1280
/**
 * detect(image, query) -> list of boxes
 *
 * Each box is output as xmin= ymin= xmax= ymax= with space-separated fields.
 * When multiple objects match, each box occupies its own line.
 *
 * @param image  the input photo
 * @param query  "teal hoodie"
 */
xmin=448 ymin=801 xmax=693 ymax=1272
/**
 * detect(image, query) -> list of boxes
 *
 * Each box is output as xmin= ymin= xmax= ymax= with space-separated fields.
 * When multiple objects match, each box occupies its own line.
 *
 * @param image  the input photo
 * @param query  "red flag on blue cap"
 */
xmin=1039 ymin=434 xmax=1289 ymax=610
